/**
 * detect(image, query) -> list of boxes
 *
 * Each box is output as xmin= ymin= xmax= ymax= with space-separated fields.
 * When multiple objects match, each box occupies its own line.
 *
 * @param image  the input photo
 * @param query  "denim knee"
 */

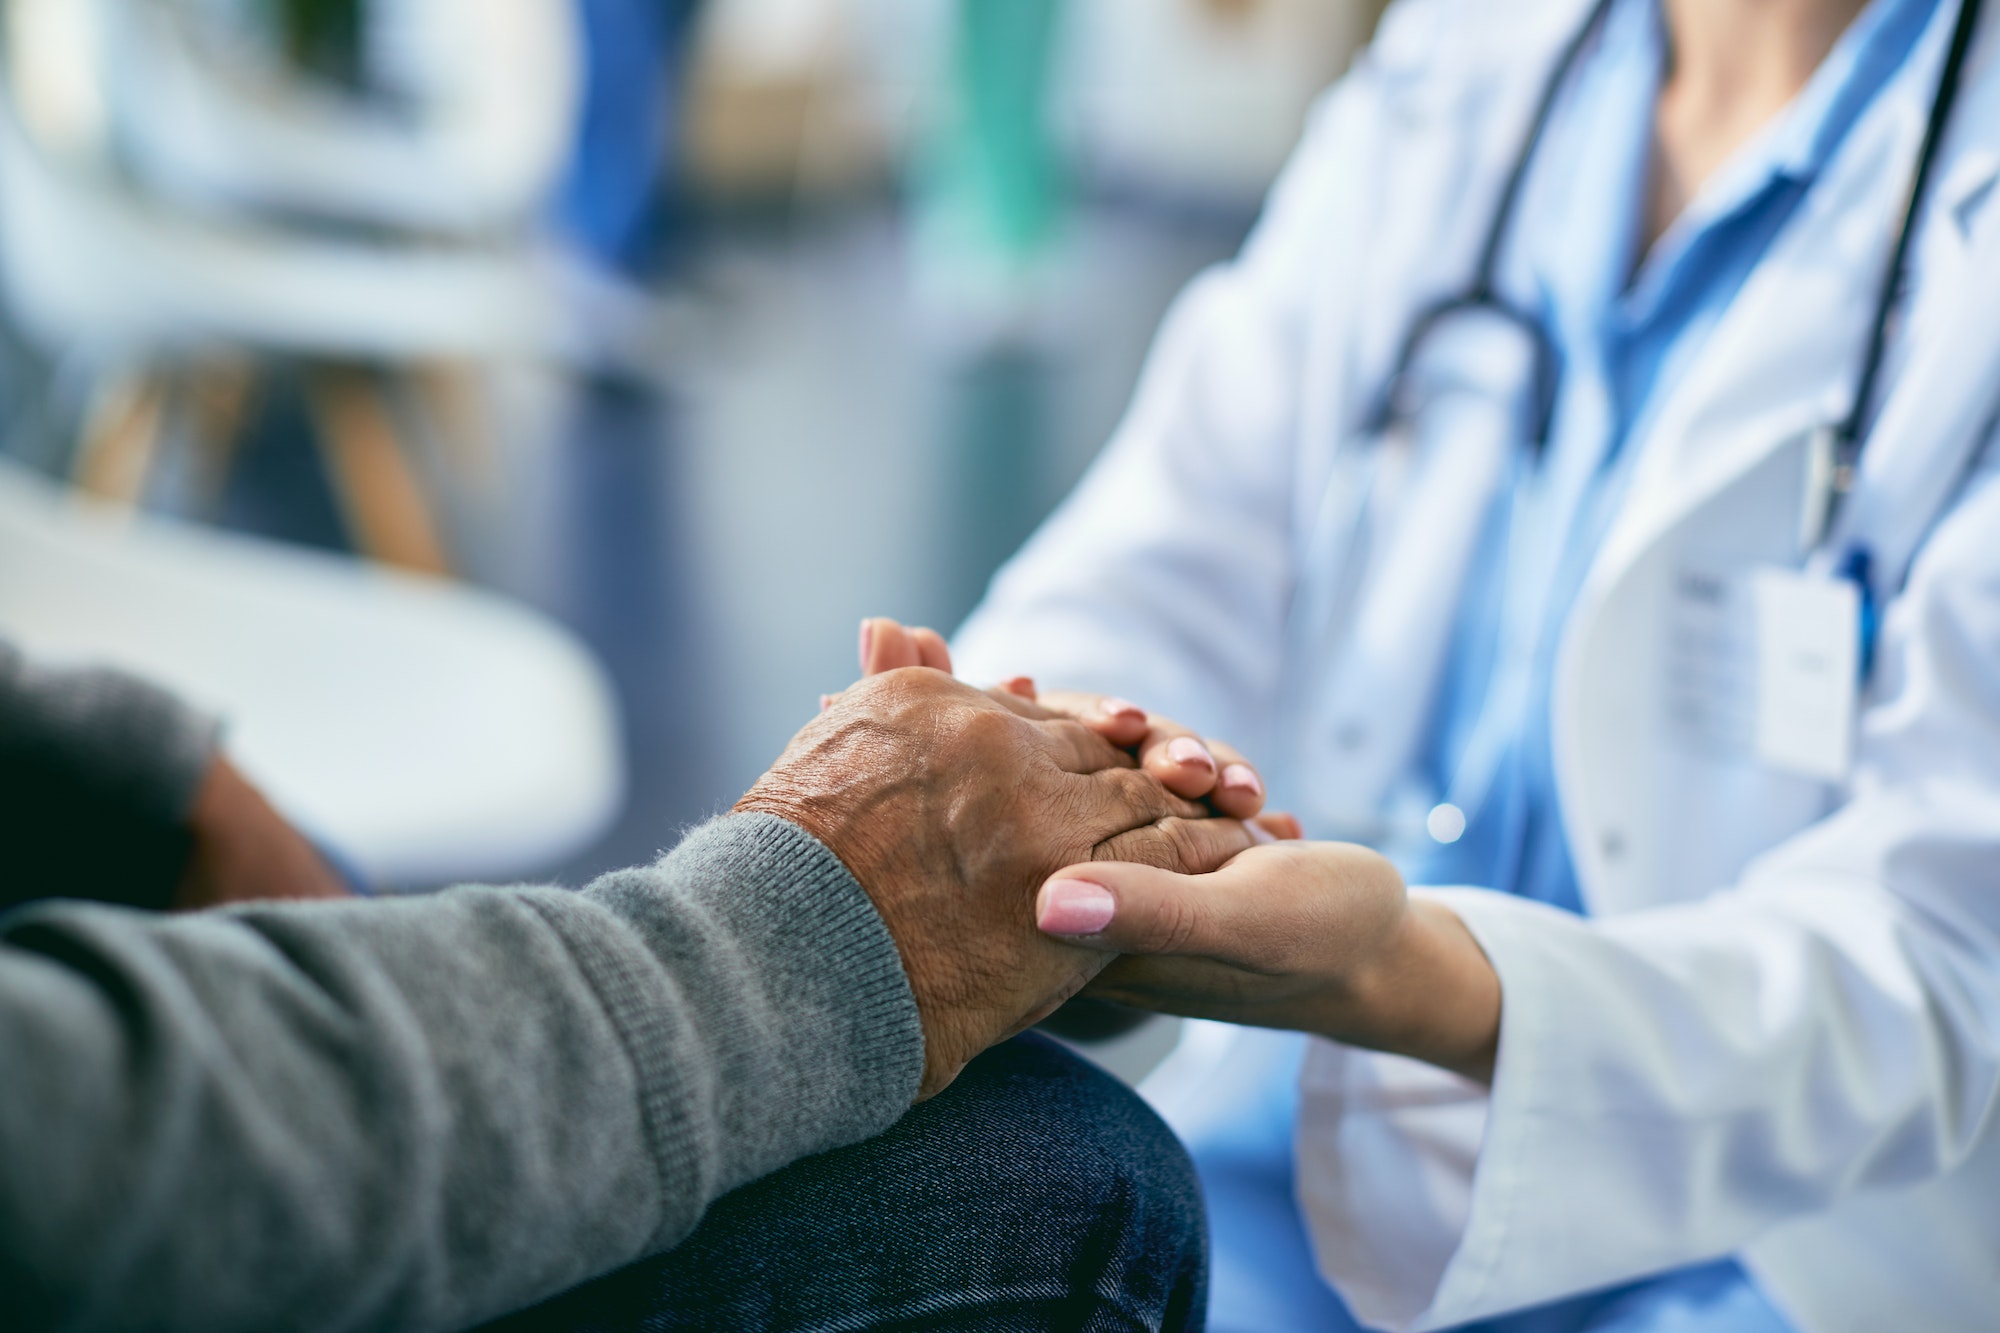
xmin=487 ymin=1032 xmax=1207 ymax=1332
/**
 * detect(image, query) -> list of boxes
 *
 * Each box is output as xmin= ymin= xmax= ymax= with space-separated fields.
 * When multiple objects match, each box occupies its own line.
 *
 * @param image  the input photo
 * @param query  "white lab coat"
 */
xmin=952 ymin=0 xmax=2000 ymax=1329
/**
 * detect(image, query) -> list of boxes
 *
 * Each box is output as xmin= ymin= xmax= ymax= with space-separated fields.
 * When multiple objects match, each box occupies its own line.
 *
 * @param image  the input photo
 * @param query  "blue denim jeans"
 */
xmin=482 ymin=1033 xmax=1209 ymax=1332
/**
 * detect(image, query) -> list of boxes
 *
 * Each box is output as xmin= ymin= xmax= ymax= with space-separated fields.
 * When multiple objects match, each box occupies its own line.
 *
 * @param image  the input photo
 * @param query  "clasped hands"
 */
xmin=740 ymin=618 xmax=1501 ymax=1102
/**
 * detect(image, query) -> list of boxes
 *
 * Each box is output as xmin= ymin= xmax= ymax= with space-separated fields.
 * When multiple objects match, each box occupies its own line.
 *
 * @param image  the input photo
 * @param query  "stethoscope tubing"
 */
xmin=1368 ymin=0 xmax=1982 ymax=481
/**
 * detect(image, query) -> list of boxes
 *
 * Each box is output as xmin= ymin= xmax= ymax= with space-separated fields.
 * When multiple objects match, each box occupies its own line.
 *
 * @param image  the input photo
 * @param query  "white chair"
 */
xmin=100 ymin=0 xmax=582 ymax=236
xmin=0 ymin=0 xmax=591 ymax=572
xmin=0 ymin=457 xmax=625 ymax=886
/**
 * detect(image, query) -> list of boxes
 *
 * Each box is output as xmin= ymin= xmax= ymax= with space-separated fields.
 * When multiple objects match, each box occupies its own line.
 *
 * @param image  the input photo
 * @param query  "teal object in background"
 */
xmin=939 ymin=0 xmax=1064 ymax=261
xmin=914 ymin=0 xmax=1067 ymax=334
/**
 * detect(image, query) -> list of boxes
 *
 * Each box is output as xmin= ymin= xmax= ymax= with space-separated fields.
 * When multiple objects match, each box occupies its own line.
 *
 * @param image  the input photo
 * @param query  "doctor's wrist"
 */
xmin=1322 ymin=897 xmax=1502 ymax=1085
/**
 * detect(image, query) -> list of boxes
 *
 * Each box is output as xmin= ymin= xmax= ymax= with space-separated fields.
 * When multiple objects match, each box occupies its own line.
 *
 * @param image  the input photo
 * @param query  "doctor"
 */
xmin=933 ymin=0 xmax=2000 ymax=1328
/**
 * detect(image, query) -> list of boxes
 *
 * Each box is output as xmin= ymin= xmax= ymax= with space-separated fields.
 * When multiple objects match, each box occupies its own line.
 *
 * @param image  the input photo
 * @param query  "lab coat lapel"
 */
xmin=1851 ymin=54 xmax=2000 ymax=585
xmin=1551 ymin=7 xmax=2000 ymax=909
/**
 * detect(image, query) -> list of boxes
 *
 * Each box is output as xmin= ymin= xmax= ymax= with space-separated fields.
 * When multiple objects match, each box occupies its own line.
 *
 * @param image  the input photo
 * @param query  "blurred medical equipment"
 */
xmin=890 ymin=0 xmax=1389 ymax=357
xmin=556 ymin=0 xmax=705 ymax=271
xmin=0 ymin=0 xmax=584 ymax=572
xmin=0 ymin=455 xmax=623 ymax=885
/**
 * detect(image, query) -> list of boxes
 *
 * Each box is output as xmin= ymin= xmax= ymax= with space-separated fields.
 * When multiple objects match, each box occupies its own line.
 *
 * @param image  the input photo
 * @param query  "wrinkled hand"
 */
xmin=174 ymin=757 xmax=354 ymax=910
xmin=739 ymin=668 xmax=1275 ymax=1097
xmin=853 ymin=617 xmax=1293 ymax=827
xmin=846 ymin=615 xmax=1301 ymax=1042
xmin=1033 ymin=842 xmax=1502 ymax=1083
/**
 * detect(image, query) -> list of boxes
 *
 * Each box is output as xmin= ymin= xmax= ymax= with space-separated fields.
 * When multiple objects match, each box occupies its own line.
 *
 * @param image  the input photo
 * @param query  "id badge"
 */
xmin=1751 ymin=567 xmax=1860 ymax=782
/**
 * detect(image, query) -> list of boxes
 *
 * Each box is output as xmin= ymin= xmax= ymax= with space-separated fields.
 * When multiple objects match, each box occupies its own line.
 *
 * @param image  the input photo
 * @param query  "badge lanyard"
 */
xmin=1804 ymin=0 xmax=1986 ymax=558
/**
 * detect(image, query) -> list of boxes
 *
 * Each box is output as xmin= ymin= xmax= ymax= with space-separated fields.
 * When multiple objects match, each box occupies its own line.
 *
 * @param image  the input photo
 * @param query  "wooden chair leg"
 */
xmin=307 ymin=365 xmax=452 ymax=576
xmin=184 ymin=358 xmax=257 ymax=515
xmin=410 ymin=361 xmax=496 ymax=491
xmin=74 ymin=371 xmax=167 ymax=504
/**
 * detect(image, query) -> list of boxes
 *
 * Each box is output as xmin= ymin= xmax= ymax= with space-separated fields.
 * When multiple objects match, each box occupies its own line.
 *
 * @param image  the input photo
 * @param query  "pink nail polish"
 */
xmin=858 ymin=620 xmax=875 ymax=667
xmin=1098 ymin=696 xmax=1146 ymax=721
xmin=1039 ymin=880 xmax=1117 ymax=936
xmin=1166 ymin=737 xmax=1215 ymax=771
xmin=1220 ymin=764 xmax=1263 ymax=797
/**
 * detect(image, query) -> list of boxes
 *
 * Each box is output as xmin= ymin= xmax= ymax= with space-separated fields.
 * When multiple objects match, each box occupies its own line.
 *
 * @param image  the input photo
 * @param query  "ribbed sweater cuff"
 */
xmin=563 ymin=813 xmax=924 ymax=1235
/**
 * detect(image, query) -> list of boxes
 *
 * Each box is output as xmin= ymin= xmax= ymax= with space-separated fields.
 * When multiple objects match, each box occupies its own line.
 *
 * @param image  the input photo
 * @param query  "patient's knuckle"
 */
xmin=847 ymin=667 xmax=927 ymax=722
xmin=1048 ymin=717 xmax=1126 ymax=766
xmin=1101 ymin=766 xmax=1199 ymax=820
xmin=950 ymin=704 xmax=1029 ymax=770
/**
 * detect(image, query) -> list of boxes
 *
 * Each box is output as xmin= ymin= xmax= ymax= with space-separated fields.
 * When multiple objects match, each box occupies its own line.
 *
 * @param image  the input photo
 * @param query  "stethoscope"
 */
xmin=1296 ymin=0 xmax=1985 ymax=849
xmin=1366 ymin=0 xmax=1983 ymax=572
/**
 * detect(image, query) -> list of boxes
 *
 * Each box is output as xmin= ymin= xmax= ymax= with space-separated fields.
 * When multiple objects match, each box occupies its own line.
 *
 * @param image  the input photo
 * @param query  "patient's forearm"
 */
xmin=0 ymin=814 xmax=922 ymax=1333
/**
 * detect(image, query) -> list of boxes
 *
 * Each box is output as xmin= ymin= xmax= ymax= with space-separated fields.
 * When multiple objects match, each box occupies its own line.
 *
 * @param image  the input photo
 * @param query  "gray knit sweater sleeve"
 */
xmin=0 ymin=812 xmax=926 ymax=1333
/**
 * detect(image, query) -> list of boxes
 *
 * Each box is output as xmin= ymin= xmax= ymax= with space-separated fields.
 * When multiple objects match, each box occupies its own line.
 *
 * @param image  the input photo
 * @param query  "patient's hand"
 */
xmin=175 ymin=757 xmax=354 ymax=910
xmin=851 ymin=617 xmax=1295 ymax=829
xmin=739 ymin=669 xmax=1275 ymax=1098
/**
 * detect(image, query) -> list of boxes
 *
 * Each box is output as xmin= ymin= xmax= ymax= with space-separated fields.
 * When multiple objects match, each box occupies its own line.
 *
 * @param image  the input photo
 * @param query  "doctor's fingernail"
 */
xmin=1096 ymin=697 xmax=1146 ymax=722
xmin=1220 ymin=764 xmax=1263 ymax=798
xmin=1166 ymin=737 xmax=1215 ymax=771
xmin=1038 ymin=880 xmax=1117 ymax=936
xmin=858 ymin=620 xmax=876 ymax=666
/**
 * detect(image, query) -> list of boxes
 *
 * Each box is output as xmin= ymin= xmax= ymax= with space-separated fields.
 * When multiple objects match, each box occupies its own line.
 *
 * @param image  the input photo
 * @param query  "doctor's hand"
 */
xmin=1036 ymin=843 xmax=1503 ymax=1084
xmin=853 ymin=616 xmax=1282 ymax=823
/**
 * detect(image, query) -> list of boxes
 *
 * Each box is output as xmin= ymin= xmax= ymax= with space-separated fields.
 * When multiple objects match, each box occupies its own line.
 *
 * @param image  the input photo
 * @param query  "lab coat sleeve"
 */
xmin=950 ymin=69 xmax=1379 ymax=752
xmin=1303 ymin=446 xmax=2000 ymax=1330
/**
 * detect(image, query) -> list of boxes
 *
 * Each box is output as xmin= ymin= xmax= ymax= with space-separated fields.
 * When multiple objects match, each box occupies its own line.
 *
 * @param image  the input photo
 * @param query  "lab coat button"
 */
xmin=1333 ymin=722 xmax=1368 ymax=751
xmin=1601 ymin=829 xmax=1627 ymax=861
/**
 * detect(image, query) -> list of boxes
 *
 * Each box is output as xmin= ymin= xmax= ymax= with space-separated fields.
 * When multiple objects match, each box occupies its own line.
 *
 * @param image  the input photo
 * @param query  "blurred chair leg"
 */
xmin=411 ymin=361 xmax=496 ymax=492
xmin=74 ymin=370 xmax=167 ymax=504
xmin=308 ymin=364 xmax=451 ymax=576
xmin=184 ymin=357 xmax=257 ymax=516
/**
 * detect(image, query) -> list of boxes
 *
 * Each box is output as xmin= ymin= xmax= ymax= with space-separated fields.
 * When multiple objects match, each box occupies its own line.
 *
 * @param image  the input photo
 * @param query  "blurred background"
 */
xmin=0 ymin=0 xmax=1388 ymax=891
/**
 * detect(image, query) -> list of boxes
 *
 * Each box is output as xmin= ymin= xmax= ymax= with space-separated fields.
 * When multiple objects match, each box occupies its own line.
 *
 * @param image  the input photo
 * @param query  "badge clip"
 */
xmin=1797 ymin=424 xmax=1842 ymax=554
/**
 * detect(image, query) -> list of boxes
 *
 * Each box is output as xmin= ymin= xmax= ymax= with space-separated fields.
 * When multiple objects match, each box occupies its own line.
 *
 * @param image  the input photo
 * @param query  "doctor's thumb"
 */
xmin=1036 ymin=864 xmax=1219 ymax=956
